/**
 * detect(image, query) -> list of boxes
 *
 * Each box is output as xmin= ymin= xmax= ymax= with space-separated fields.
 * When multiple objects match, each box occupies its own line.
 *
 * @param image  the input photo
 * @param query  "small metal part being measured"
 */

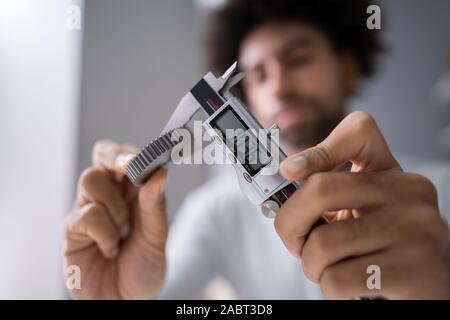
xmin=124 ymin=128 xmax=183 ymax=186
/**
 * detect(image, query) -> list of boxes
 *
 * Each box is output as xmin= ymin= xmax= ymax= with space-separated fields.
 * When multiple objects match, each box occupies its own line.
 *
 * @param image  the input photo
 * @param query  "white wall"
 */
xmin=0 ymin=0 xmax=83 ymax=298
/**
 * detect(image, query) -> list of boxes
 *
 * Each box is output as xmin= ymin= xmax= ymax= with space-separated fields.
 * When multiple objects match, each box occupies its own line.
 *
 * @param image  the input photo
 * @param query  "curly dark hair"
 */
xmin=204 ymin=0 xmax=384 ymax=79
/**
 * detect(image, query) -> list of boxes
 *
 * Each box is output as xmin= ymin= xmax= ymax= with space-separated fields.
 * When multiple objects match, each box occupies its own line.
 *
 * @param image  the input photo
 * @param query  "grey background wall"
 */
xmin=78 ymin=0 xmax=206 ymax=216
xmin=354 ymin=0 xmax=450 ymax=160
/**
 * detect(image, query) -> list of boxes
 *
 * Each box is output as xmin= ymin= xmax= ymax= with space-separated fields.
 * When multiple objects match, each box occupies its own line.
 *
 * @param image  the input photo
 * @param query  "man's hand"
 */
xmin=276 ymin=111 xmax=450 ymax=299
xmin=63 ymin=140 xmax=168 ymax=299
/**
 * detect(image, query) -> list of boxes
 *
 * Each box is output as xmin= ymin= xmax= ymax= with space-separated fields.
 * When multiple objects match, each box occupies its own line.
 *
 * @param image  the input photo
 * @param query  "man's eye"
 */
xmin=287 ymin=55 xmax=312 ymax=67
xmin=251 ymin=70 xmax=266 ymax=84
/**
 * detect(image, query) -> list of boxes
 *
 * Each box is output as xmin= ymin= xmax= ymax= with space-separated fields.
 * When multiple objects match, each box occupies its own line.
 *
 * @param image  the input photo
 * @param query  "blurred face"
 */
xmin=239 ymin=20 xmax=360 ymax=148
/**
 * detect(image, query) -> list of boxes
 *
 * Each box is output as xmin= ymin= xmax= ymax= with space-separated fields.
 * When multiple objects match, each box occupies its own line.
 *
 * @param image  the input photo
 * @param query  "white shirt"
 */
xmin=158 ymin=155 xmax=450 ymax=299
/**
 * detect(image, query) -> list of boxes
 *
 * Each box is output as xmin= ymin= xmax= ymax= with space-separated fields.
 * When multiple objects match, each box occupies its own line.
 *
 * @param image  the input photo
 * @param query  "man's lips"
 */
xmin=274 ymin=106 xmax=316 ymax=130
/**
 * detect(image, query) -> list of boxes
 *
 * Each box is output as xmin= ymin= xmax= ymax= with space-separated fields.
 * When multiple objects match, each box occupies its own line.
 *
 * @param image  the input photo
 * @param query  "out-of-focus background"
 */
xmin=0 ymin=0 xmax=449 ymax=299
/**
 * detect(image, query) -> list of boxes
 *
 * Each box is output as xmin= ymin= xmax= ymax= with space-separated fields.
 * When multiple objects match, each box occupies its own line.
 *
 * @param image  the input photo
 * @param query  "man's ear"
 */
xmin=339 ymin=51 xmax=362 ymax=95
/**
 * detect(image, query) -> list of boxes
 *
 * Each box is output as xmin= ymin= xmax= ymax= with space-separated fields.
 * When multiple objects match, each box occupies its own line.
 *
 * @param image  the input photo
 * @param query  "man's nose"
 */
xmin=267 ymin=62 xmax=295 ymax=101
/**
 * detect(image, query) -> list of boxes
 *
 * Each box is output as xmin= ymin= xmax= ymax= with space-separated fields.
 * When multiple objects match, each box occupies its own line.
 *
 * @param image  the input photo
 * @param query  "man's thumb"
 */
xmin=280 ymin=145 xmax=337 ymax=181
xmin=280 ymin=112 xmax=400 ymax=181
xmin=138 ymin=168 xmax=168 ymax=213
xmin=134 ymin=168 xmax=168 ymax=248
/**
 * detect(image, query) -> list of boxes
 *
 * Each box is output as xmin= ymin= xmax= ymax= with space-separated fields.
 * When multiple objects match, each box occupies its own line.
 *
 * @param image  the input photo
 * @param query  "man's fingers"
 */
xmin=129 ymin=168 xmax=168 ymax=247
xmin=302 ymin=200 xmax=446 ymax=285
xmin=301 ymin=211 xmax=401 ymax=283
xmin=280 ymin=112 xmax=401 ymax=181
xmin=66 ymin=203 xmax=120 ymax=259
xmin=138 ymin=168 xmax=168 ymax=217
xmin=319 ymin=242 xmax=441 ymax=300
xmin=319 ymin=248 xmax=391 ymax=300
xmin=92 ymin=139 xmax=139 ymax=172
xmin=274 ymin=171 xmax=397 ymax=258
xmin=78 ymin=167 xmax=129 ymax=228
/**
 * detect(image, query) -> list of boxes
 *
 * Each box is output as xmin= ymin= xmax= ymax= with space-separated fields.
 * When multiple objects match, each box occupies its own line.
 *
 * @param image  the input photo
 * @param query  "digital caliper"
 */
xmin=124 ymin=62 xmax=327 ymax=225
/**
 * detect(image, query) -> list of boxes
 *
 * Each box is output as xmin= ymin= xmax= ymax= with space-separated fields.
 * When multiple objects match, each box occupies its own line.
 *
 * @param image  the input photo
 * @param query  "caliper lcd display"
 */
xmin=211 ymin=106 xmax=271 ymax=176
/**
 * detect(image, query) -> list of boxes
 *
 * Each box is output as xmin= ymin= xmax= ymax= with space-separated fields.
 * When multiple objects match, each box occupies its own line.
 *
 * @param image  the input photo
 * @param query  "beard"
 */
xmin=273 ymin=95 xmax=344 ymax=148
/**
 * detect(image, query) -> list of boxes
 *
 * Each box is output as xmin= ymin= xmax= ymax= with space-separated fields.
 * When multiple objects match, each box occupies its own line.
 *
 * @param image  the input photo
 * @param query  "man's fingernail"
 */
xmin=115 ymin=153 xmax=136 ymax=171
xmin=159 ymin=178 xmax=167 ymax=195
xmin=282 ymin=155 xmax=308 ymax=174
xmin=158 ymin=170 xmax=167 ymax=195
xmin=120 ymin=225 xmax=130 ymax=238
